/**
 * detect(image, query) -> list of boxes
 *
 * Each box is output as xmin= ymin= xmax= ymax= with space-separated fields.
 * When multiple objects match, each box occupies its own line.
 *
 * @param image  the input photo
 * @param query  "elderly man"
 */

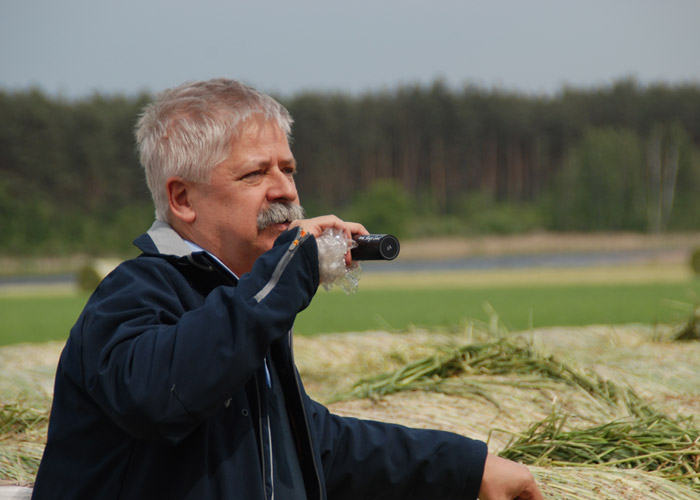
xmin=32 ymin=79 xmax=542 ymax=500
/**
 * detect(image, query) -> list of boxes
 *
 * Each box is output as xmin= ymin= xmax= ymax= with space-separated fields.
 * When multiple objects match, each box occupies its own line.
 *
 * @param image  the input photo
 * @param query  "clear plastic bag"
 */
xmin=316 ymin=228 xmax=362 ymax=294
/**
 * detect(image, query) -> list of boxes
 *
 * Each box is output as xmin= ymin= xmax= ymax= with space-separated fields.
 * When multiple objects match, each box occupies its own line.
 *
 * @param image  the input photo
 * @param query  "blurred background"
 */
xmin=1 ymin=0 xmax=699 ymax=256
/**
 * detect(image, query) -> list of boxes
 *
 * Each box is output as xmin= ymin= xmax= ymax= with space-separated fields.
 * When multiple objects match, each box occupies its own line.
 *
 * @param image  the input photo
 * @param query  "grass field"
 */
xmin=0 ymin=293 xmax=88 ymax=346
xmin=1 ymin=263 xmax=698 ymax=346
xmin=296 ymin=278 xmax=700 ymax=335
xmin=297 ymin=261 xmax=700 ymax=334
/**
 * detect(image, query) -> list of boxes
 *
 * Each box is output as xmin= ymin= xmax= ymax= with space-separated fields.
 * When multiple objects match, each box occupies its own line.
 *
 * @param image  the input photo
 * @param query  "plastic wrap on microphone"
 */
xmin=316 ymin=228 xmax=362 ymax=294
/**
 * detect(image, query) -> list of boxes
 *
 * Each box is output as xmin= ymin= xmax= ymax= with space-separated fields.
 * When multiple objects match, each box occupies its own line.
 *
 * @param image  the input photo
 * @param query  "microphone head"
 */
xmin=351 ymin=234 xmax=400 ymax=261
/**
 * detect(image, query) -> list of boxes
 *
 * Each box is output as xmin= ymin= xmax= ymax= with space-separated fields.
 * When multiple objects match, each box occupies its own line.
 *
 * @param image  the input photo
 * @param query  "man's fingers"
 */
xmin=290 ymin=215 xmax=368 ymax=239
xmin=478 ymin=454 xmax=543 ymax=500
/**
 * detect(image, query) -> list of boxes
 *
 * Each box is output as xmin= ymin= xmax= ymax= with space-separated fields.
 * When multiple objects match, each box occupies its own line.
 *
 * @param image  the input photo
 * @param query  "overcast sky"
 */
xmin=2 ymin=0 xmax=699 ymax=99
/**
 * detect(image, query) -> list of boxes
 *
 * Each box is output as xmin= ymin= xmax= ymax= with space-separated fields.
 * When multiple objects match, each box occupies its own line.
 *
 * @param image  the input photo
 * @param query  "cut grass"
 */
xmin=0 ymin=401 xmax=49 ymax=485
xmin=2 ymin=324 xmax=699 ymax=495
xmin=326 ymin=336 xmax=626 ymax=406
xmin=500 ymin=410 xmax=700 ymax=491
xmin=324 ymin=326 xmax=700 ymax=491
xmin=530 ymin=465 xmax=700 ymax=500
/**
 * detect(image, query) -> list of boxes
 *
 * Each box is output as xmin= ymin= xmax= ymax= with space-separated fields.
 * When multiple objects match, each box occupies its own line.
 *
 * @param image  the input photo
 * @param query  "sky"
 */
xmin=1 ymin=0 xmax=699 ymax=100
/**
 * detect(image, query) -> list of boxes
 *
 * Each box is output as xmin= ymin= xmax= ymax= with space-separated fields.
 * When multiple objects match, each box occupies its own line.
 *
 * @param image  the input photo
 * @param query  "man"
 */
xmin=32 ymin=79 xmax=542 ymax=500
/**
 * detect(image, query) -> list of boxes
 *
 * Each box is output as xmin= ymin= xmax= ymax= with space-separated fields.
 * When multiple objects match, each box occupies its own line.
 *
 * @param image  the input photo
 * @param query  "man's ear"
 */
xmin=166 ymin=177 xmax=197 ymax=224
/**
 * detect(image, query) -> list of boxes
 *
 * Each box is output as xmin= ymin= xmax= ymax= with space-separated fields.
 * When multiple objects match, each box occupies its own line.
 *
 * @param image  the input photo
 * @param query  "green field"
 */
xmin=1 ymin=264 xmax=698 ymax=346
xmin=295 ymin=280 xmax=699 ymax=335
xmin=0 ymin=293 xmax=88 ymax=346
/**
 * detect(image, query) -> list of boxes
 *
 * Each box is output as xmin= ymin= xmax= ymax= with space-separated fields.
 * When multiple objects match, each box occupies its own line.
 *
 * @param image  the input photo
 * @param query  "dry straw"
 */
xmin=2 ymin=323 xmax=699 ymax=494
xmin=0 ymin=402 xmax=47 ymax=485
xmin=328 ymin=333 xmax=700 ymax=492
xmin=530 ymin=465 xmax=700 ymax=500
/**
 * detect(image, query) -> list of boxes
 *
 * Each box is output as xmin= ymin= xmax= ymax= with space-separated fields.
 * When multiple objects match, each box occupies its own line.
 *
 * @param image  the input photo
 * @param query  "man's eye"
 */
xmin=282 ymin=166 xmax=296 ymax=176
xmin=242 ymin=171 xmax=263 ymax=180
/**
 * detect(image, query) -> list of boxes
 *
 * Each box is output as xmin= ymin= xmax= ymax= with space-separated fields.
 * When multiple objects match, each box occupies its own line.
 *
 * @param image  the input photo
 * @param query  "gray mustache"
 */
xmin=257 ymin=203 xmax=306 ymax=230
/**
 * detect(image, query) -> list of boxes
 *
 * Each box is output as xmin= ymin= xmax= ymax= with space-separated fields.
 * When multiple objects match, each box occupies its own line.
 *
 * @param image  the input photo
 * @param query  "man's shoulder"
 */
xmin=88 ymin=254 xmax=183 ymax=300
xmin=105 ymin=251 xmax=236 ymax=300
xmin=117 ymin=252 xmax=178 ymax=274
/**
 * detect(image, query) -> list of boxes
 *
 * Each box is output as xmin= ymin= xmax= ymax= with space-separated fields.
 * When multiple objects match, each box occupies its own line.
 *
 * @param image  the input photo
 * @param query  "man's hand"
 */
xmin=290 ymin=215 xmax=368 ymax=266
xmin=478 ymin=453 xmax=544 ymax=500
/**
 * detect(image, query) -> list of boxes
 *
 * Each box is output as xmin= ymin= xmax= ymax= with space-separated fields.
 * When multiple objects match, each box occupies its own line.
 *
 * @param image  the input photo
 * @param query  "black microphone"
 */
xmin=351 ymin=234 xmax=400 ymax=261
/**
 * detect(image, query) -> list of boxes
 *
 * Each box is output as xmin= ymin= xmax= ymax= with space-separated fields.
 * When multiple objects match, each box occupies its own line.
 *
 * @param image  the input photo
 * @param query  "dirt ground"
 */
xmin=2 ymin=231 xmax=700 ymax=277
xmin=398 ymin=232 xmax=700 ymax=260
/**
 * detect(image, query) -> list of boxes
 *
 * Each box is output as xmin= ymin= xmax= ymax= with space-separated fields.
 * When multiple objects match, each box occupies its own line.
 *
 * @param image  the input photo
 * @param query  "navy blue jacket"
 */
xmin=32 ymin=222 xmax=487 ymax=499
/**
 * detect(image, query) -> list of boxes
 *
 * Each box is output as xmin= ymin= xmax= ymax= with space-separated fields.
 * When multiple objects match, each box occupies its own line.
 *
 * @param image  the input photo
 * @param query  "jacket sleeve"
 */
xmin=76 ymin=228 xmax=319 ymax=444
xmin=307 ymin=399 xmax=488 ymax=500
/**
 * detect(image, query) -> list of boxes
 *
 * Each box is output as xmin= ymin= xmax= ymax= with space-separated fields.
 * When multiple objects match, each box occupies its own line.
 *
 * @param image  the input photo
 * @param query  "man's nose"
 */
xmin=267 ymin=167 xmax=297 ymax=201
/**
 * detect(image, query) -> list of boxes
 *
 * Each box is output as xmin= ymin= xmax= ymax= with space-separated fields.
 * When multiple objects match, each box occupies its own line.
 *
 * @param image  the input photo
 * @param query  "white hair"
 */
xmin=135 ymin=78 xmax=294 ymax=221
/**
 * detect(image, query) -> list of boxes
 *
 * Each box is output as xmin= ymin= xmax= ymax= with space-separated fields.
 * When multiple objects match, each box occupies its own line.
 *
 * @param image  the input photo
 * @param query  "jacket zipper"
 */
xmin=267 ymin=412 xmax=275 ymax=500
xmin=254 ymin=229 xmax=309 ymax=303
xmin=254 ymin=373 xmax=274 ymax=500
xmin=288 ymin=332 xmax=324 ymax=500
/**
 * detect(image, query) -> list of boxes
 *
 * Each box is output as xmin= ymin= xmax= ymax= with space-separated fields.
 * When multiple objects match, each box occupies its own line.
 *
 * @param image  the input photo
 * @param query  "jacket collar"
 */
xmin=133 ymin=221 xmax=239 ymax=285
xmin=134 ymin=220 xmax=193 ymax=257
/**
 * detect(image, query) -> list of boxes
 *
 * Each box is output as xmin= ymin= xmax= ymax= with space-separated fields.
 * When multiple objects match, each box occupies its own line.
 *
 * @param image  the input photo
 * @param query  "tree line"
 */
xmin=1 ymin=78 xmax=699 ymax=256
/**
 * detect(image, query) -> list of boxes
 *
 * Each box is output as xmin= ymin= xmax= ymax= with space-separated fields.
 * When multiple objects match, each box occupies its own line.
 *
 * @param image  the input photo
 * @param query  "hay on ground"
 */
xmin=1 ymin=325 xmax=699 ymax=497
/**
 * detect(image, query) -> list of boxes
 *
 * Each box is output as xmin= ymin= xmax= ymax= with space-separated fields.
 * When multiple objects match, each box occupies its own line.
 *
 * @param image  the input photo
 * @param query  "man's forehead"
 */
xmin=225 ymin=117 xmax=296 ymax=166
xmin=234 ymin=114 xmax=289 ymax=141
xmin=244 ymin=154 xmax=297 ymax=169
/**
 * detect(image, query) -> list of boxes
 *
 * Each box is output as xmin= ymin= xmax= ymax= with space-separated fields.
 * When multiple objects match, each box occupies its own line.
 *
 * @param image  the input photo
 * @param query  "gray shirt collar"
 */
xmin=146 ymin=220 xmax=195 ymax=257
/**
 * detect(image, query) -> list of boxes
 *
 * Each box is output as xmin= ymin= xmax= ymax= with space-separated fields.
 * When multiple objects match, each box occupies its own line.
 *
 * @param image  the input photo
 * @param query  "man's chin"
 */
xmin=259 ymin=222 xmax=290 ymax=236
